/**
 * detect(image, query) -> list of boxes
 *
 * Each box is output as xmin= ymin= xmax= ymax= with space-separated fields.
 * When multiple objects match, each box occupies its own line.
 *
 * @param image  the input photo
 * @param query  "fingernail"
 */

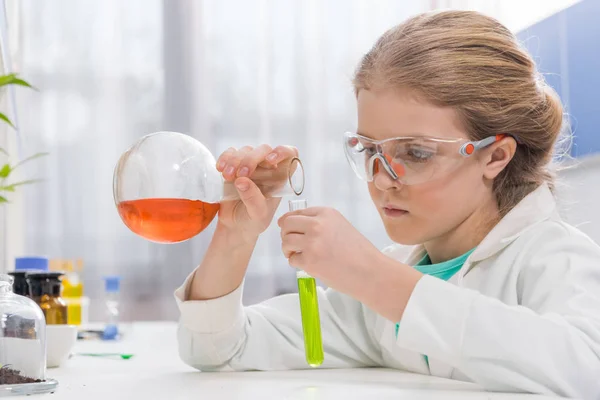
xmin=238 ymin=167 xmax=249 ymax=177
xmin=217 ymin=160 xmax=226 ymax=170
xmin=236 ymin=180 xmax=249 ymax=191
xmin=267 ymin=153 xmax=278 ymax=162
xmin=225 ymin=166 xmax=235 ymax=176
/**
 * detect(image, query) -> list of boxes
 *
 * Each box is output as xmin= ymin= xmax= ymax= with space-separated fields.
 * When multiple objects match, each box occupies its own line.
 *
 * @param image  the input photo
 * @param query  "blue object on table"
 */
xmin=15 ymin=257 xmax=49 ymax=272
xmin=103 ymin=324 xmax=119 ymax=340
xmin=102 ymin=275 xmax=121 ymax=340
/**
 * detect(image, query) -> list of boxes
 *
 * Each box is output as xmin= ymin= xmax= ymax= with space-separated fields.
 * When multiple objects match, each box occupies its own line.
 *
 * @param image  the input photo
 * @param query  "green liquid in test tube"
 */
xmin=289 ymin=199 xmax=324 ymax=367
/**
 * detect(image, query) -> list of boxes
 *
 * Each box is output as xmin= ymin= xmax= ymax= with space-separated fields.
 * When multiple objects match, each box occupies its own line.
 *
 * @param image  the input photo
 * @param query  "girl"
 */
xmin=174 ymin=10 xmax=600 ymax=398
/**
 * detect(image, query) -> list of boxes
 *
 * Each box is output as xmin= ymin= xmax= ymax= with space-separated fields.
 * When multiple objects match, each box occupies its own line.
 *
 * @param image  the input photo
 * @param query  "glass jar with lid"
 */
xmin=0 ymin=274 xmax=58 ymax=395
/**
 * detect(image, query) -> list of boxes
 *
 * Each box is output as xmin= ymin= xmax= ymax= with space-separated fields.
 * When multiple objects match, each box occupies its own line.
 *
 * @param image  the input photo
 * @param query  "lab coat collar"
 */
xmin=468 ymin=183 xmax=558 ymax=264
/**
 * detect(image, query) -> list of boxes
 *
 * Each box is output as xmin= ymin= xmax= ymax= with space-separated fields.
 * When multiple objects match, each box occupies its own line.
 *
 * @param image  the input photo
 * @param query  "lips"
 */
xmin=384 ymin=204 xmax=406 ymax=211
xmin=382 ymin=204 xmax=408 ymax=218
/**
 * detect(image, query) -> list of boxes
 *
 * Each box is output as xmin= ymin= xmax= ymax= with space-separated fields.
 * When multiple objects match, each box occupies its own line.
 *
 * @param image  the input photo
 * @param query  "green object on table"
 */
xmin=297 ymin=274 xmax=324 ymax=367
xmin=77 ymin=353 xmax=134 ymax=360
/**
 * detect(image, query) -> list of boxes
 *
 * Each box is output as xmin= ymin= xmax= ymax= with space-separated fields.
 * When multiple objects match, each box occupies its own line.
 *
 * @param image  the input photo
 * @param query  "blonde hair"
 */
xmin=353 ymin=10 xmax=565 ymax=215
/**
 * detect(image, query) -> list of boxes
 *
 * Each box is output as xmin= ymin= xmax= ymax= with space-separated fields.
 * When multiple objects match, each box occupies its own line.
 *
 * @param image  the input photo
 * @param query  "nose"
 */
xmin=373 ymin=160 xmax=401 ymax=191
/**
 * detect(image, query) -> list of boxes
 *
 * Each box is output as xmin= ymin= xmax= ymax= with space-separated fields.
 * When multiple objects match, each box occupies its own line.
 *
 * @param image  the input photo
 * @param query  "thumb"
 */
xmin=234 ymin=177 xmax=268 ymax=220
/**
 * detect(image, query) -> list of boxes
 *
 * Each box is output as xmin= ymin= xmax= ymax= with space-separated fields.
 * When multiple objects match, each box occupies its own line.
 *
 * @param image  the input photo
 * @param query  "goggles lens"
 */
xmin=344 ymin=132 xmax=468 ymax=185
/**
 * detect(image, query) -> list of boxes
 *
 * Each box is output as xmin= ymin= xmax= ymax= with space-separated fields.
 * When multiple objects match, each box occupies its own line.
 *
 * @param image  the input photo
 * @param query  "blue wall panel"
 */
xmin=517 ymin=0 xmax=600 ymax=157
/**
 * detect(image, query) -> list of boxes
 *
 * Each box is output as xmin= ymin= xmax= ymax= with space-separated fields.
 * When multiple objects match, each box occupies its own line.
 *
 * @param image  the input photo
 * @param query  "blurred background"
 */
xmin=0 ymin=0 xmax=597 ymax=322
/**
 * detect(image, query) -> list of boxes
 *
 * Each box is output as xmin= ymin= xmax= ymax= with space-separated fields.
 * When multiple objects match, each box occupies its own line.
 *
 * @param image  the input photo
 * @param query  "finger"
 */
xmin=264 ymin=145 xmax=299 ymax=166
xmin=216 ymin=147 xmax=237 ymax=172
xmin=278 ymin=215 xmax=314 ymax=236
xmin=223 ymin=146 xmax=253 ymax=181
xmin=237 ymin=144 xmax=273 ymax=178
xmin=288 ymin=251 xmax=305 ymax=269
xmin=234 ymin=177 xmax=268 ymax=220
xmin=281 ymin=233 xmax=305 ymax=259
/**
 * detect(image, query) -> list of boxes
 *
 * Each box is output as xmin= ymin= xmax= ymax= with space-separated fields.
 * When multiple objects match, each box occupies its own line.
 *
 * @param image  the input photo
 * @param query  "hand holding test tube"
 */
xmin=289 ymin=199 xmax=324 ymax=367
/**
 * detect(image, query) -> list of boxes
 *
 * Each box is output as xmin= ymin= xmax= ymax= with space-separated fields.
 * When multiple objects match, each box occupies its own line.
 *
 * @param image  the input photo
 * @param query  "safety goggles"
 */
xmin=343 ymin=131 xmax=508 ymax=185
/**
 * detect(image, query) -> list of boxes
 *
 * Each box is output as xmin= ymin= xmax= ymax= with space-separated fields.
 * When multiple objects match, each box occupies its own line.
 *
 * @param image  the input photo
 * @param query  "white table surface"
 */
xmin=29 ymin=322 xmax=554 ymax=400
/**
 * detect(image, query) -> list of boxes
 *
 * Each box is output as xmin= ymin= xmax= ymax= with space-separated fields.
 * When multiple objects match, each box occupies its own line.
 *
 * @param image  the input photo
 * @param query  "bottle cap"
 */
xmin=26 ymin=272 xmax=64 ymax=297
xmin=104 ymin=276 xmax=121 ymax=293
xmin=26 ymin=271 xmax=64 ymax=280
xmin=15 ymin=257 xmax=49 ymax=272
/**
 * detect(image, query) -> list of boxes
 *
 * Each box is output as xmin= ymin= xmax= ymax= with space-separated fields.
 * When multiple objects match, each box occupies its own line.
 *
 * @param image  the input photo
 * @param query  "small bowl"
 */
xmin=46 ymin=325 xmax=77 ymax=368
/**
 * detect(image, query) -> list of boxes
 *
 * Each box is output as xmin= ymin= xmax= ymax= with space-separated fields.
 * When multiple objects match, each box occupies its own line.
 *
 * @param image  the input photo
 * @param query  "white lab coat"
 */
xmin=175 ymin=184 xmax=600 ymax=399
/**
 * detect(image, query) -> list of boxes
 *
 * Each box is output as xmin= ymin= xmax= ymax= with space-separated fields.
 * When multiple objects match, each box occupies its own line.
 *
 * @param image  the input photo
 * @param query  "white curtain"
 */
xmin=7 ymin=0 xmax=579 ymax=321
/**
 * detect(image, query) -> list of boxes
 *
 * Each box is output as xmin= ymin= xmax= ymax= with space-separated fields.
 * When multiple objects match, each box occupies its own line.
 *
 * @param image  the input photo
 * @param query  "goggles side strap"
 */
xmin=460 ymin=135 xmax=504 ymax=157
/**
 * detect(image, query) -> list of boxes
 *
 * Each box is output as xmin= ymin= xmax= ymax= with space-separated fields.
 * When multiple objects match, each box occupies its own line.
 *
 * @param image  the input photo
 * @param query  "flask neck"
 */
xmin=0 ymin=274 xmax=13 ymax=294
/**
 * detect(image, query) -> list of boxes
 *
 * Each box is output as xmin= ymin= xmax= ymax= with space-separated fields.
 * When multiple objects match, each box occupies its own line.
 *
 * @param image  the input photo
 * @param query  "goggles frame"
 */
xmin=345 ymin=132 xmax=510 ymax=183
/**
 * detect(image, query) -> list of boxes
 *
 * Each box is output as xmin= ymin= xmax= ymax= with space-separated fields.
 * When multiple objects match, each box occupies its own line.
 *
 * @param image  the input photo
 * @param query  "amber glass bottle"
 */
xmin=27 ymin=272 xmax=68 ymax=325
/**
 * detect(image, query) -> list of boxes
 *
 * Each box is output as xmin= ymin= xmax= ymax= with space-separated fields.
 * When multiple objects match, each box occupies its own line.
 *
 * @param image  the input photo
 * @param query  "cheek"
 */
xmin=412 ymin=164 xmax=485 ymax=224
xmin=367 ymin=182 xmax=379 ymax=201
xmin=409 ymin=181 xmax=457 ymax=219
xmin=395 ymin=170 xmax=483 ymax=242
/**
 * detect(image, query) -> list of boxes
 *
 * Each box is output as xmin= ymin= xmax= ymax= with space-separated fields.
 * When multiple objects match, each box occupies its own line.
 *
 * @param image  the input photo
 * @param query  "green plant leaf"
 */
xmin=0 ymin=179 xmax=41 ymax=192
xmin=0 ymin=73 xmax=17 ymax=86
xmin=11 ymin=152 xmax=48 ymax=172
xmin=0 ymin=195 xmax=7 ymax=203
xmin=0 ymin=74 xmax=36 ymax=90
xmin=0 ymin=147 xmax=7 ymax=156
xmin=0 ymin=112 xmax=14 ymax=128
xmin=0 ymin=164 xmax=11 ymax=178
xmin=10 ymin=78 xmax=35 ymax=89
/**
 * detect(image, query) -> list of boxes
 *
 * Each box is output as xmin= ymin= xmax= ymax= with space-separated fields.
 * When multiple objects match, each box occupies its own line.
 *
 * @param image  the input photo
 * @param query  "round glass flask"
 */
xmin=113 ymin=131 xmax=305 ymax=243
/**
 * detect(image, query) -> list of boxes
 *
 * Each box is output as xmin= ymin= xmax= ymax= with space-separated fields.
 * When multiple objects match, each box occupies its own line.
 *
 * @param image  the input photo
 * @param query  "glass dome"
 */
xmin=0 ymin=274 xmax=57 ymax=395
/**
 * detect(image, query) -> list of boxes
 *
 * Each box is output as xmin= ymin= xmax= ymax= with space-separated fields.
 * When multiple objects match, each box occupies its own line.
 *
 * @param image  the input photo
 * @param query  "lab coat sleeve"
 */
xmin=174 ymin=271 xmax=383 ymax=371
xmin=395 ymin=230 xmax=600 ymax=399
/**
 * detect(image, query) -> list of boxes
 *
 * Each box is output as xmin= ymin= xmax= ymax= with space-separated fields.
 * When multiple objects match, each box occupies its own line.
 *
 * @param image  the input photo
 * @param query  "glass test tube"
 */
xmin=289 ymin=199 xmax=324 ymax=367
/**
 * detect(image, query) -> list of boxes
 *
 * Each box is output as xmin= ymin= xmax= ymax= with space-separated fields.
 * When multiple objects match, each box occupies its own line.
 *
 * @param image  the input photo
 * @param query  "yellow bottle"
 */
xmin=62 ymin=260 xmax=84 ymax=325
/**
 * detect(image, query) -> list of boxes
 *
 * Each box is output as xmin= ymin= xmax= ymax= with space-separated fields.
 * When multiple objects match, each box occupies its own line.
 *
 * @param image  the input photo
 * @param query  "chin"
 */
xmin=386 ymin=230 xmax=424 ymax=245
xmin=381 ymin=214 xmax=428 ymax=245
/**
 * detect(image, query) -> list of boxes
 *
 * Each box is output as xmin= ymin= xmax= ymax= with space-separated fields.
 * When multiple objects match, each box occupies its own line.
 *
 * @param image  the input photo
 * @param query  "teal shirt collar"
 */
xmin=413 ymin=248 xmax=476 ymax=281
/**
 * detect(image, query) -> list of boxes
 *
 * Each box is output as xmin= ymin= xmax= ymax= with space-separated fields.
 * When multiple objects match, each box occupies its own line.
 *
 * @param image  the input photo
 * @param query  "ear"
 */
xmin=482 ymin=137 xmax=517 ymax=180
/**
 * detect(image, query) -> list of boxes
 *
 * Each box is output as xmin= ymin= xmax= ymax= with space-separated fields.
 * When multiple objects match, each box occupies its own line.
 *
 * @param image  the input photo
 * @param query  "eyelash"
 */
xmin=358 ymin=144 xmax=435 ymax=163
xmin=405 ymin=148 xmax=434 ymax=162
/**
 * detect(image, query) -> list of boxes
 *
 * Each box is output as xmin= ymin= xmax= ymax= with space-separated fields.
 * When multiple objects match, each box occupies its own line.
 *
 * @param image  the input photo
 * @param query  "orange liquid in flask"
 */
xmin=117 ymin=198 xmax=220 ymax=243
